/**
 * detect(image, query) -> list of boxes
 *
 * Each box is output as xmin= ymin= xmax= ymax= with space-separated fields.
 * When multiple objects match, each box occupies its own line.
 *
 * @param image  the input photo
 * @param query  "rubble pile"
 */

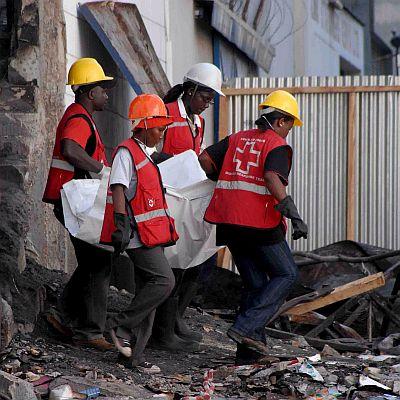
xmin=2 ymin=306 xmax=400 ymax=399
xmin=2 ymin=241 xmax=400 ymax=398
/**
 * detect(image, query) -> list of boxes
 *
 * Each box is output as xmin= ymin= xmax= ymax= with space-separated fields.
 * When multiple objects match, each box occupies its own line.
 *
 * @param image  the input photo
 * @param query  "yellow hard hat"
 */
xmin=259 ymin=90 xmax=303 ymax=127
xmin=67 ymin=58 xmax=114 ymax=86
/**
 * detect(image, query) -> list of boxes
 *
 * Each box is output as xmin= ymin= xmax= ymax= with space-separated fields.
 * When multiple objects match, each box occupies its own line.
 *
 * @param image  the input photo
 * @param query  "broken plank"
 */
xmin=370 ymin=293 xmax=400 ymax=329
xmin=306 ymin=297 xmax=360 ymax=337
xmin=284 ymin=272 xmax=385 ymax=316
xmin=343 ymin=298 xmax=368 ymax=327
xmin=290 ymin=311 xmax=364 ymax=340
xmin=289 ymin=312 xmax=323 ymax=326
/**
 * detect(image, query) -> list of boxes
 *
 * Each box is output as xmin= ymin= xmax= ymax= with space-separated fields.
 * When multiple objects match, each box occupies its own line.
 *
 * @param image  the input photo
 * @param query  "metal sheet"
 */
xmin=211 ymin=0 xmax=275 ymax=72
xmin=79 ymin=1 xmax=170 ymax=95
xmin=224 ymin=75 xmax=400 ymax=251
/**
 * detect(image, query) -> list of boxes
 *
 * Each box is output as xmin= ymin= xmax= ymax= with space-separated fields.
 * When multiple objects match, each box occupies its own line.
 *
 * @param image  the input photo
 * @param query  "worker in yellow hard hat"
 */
xmin=199 ymin=89 xmax=308 ymax=363
xmin=43 ymin=58 xmax=115 ymax=351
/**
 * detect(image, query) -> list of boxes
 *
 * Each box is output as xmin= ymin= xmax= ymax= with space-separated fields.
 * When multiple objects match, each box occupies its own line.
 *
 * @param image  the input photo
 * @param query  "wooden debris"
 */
xmin=284 ymin=272 xmax=385 ymax=315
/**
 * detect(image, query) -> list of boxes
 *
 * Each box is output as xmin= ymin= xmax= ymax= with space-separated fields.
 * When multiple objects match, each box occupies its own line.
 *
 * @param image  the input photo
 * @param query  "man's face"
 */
xmin=89 ymin=86 xmax=109 ymax=111
xmin=145 ymin=126 xmax=168 ymax=147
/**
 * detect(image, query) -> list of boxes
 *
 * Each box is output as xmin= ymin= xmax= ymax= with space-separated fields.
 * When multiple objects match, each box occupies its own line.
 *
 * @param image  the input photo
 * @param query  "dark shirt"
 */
xmin=204 ymin=136 xmax=292 ymax=246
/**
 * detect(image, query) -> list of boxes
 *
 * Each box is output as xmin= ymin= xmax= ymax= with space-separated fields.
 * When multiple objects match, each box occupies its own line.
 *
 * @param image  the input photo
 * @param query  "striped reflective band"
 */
xmin=216 ymin=180 xmax=270 ymax=195
xmin=51 ymin=158 xmax=74 ymax=172
xmin=135 ymin=208 xmax=170 ymax=223
xmin=136 ymin=158 xmax=150 ymax=170
xmin=169 ymin=121 xmax=189 ymax=128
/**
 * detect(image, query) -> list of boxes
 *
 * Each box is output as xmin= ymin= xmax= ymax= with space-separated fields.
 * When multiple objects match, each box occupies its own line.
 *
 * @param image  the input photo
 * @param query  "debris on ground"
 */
xmin=2 ymin=240 xmax=400 ymax=398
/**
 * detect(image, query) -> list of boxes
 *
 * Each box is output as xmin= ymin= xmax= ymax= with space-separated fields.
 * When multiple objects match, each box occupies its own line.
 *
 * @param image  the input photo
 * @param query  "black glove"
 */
xmin=111 ymin=213 xmax=131 ymax=255
xmin=274 ymin=195 xmax=308 ymax=240
xmin=151 ymin=152 xmax=173 ymax=164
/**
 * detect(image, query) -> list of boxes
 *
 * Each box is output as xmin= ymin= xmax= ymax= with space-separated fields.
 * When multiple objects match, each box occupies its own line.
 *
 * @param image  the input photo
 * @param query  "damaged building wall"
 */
xmin=0 ymin=0 xmax=66 ymax=343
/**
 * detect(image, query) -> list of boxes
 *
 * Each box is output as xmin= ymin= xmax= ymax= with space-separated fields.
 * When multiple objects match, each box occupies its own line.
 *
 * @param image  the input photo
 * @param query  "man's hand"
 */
xmin=275 ymin=195 xmax=308 ymax=240
xmin=111 ymin=213 xmax=131 ymax=255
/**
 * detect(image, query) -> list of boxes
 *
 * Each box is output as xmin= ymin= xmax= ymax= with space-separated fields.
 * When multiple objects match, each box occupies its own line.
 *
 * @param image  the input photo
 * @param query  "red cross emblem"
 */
xmin=233 ymin=141 xmax=261 ymax=174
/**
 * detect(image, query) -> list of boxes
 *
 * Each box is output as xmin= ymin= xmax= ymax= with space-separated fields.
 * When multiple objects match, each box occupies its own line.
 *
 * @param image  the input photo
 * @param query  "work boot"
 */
xmin=235 ymin=343 xmax=264 ymax=365
xmin=151 ymin=298 xmax=200 ymax=352
xmin=73 ymin=337 xmax=113 ymax=351
xmin=175 ymin=280 xmax=202 ymax=343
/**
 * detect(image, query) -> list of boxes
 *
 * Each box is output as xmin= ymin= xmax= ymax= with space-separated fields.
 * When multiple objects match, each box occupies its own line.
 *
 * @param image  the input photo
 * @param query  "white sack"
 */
xmin=158 ymin=149 xmax=208 ymax=189
xmin=61 ymin=167 xmax=110 ymax=244
xmin=158 ymin=150 xmax=220 ymax=269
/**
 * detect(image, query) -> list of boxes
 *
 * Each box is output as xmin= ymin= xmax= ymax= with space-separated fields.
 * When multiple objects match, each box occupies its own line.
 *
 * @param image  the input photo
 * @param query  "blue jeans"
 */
xmin=228 ymin=240 xmax=298 ymax=342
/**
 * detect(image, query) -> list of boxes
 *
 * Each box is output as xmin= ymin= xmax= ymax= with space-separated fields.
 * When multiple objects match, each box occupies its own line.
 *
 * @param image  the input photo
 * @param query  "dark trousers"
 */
xmin=59 ymin=235 xmax=112 ymax=340
xmin=106 ymin=246 xmax=175 ymax=363
xmin=228 ymin=240 xmax=298 ymax=342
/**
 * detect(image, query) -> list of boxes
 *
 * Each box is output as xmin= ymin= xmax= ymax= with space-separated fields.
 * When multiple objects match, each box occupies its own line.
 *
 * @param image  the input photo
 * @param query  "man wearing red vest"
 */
xmin=101 ymin=94 xmax=179 ymax=373
xmin=43 ymin=58 xmax=115 ymax=351
xmin=199 ymin=90 xmax=308 ymax=360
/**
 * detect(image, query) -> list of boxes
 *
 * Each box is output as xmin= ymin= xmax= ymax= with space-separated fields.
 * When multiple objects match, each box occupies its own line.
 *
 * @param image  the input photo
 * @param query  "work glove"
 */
xmin=111 ymin=213 xmax=131 ymax=255
xmin=151 ymin=152 xmax=173 ymax=164
xmin=274 ymin=195 xmax=308 ymax=240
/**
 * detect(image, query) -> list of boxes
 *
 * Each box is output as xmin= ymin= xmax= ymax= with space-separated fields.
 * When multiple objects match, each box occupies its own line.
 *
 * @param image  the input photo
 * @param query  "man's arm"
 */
xmin=198 ymin=151 xmax=217 ymax=175
xmin=111 ymin=184 xmax=126 ymax=214
xmin=264 ymin=171 xmax=287 ymax=201
xmin=61 ymin=139 xmax=103 ymax=173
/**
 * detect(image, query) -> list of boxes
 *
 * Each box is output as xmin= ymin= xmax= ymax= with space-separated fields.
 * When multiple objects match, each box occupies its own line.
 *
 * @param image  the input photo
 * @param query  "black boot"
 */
xmin=175 ymin=278 xmax=203 ymax=342
xmin=235 ymin=343 xmax=264 ymax=365
xmin=151 ymin=297 xmax=200 ymax=352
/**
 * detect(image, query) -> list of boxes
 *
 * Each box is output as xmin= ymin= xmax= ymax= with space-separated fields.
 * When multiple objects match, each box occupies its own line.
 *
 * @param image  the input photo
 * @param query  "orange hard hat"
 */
xmin=128 ymin=94 xmax=174 ymax=129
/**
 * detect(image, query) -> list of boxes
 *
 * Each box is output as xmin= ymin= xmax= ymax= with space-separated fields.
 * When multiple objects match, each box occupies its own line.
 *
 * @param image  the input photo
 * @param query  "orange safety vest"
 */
xmin=100 ymin=138 xmax=179 ymax=248
xmin=42 ymin=103 xmax=108 ymax=204
xmin=204 ymin=128 xmax=292 ymax=229
xmin=162 ymin=100 xmax=204 ymax=155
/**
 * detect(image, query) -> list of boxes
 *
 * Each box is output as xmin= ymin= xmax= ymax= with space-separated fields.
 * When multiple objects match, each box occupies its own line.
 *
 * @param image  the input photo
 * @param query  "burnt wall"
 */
xmin=0 ymin=0 xmax=67 ymax=347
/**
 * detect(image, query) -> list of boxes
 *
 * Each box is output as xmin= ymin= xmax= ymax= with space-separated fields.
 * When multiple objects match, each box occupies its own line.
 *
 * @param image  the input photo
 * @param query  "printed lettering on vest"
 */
xmin=204 ymin=129 xmax=289 ymax=230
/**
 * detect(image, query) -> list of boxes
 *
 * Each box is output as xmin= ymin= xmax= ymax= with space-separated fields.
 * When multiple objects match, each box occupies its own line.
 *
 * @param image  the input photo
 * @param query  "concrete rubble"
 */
xmin=1 ymin=241 xmax=400 ymax=399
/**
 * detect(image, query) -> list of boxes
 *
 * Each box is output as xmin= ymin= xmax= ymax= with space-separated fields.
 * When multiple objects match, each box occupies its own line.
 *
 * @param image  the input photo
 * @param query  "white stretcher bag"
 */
xmin=61 ymin=167 xmax=111 ymax=244
xmin=158 ymin=149 xmax=208 ymax=189
xmin=158 ymin=150 xmax=221 ymax=269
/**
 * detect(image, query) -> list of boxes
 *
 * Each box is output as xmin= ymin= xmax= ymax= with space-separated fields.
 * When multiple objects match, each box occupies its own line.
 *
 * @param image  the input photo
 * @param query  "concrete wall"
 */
xmin=0 ymin=0 xmax=67 ymax=275
xmin=167 ymin=0 xmax=215 ymax=146
xmin=269 ymin=0 xmax=364 ymax=77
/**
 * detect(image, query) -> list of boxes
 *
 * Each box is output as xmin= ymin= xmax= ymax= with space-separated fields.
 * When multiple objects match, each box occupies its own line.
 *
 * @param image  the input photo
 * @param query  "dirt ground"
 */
xmin=3 ymin=255 xmax=400 ymax=399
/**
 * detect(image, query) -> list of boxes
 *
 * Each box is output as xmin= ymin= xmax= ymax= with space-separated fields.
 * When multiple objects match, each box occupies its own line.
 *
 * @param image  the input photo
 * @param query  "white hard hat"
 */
xmin=184 ymin=63 xmax=225 ymax=96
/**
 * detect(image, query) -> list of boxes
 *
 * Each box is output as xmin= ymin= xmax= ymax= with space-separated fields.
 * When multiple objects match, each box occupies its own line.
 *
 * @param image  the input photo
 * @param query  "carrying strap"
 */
xmin=64 ymin=113 xmax=97 ymax=179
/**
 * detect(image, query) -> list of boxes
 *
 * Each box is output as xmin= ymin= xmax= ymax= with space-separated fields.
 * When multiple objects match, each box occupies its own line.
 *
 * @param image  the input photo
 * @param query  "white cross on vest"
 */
xmin=233 ymin=141 xmax=261 ymax=174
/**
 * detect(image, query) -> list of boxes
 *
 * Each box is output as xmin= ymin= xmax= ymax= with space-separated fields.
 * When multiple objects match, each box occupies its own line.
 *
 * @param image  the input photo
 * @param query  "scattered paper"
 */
xmin=359 ymin=375 xmax=390 ymax=390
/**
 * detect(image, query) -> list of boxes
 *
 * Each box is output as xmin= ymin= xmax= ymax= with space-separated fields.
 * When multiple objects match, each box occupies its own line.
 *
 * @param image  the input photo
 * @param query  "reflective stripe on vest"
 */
xmin=134 ymin=208 xmax=171 ymax=223
xmin=43 ymin=107 xmax=108 ymax=204
xmin=162 ymin=101 xmax=204 ymax=155
xmin=50 ymin=158 xmax=74 ymax=172
xmin=169 ymin=121 xmax=190 ymax=128
xmin=215 ymin=180 xmax=271 ymax=195
xmin=100 ymin=138 xmax=179 ymax=247
xmin=136 ymin=157 xmax=150 ymax=171
xmin=204 ymin=128 xmax=290 ymax=229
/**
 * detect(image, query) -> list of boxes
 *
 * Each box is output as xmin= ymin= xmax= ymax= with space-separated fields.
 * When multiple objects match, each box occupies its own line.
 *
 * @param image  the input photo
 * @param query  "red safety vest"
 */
xmin=204 ymin=128 xmax=292 ymax=229
xmin=162 ymin=100 xmax=204 ymax=155
xmin=42 ymin=103 xmax=108 ymax=204
xmin=100 ymin=138 xmax=179 ymax=248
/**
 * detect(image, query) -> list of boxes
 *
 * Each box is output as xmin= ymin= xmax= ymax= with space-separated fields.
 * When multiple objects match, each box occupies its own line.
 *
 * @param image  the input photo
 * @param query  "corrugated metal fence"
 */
xmin=219 ymin=76 xmax=400 ymax=251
